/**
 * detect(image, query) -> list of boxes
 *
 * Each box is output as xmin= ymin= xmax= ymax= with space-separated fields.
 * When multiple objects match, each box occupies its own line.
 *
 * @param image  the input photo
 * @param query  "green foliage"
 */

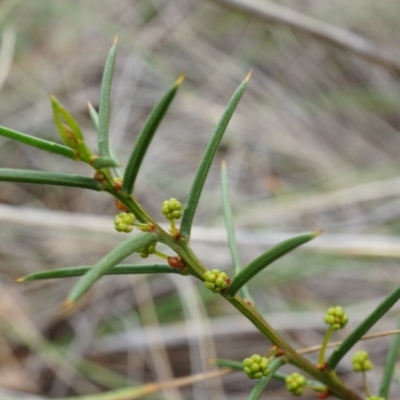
xmin=2 ymin=39 xmax=399 ymax=400
xmin=50 ymin=95 xmax=93 ymax=163
xmin=226 ymin=231 xmax=319 ymax=297
xmin=98 ymin=36 xmax=118 ymax=159
xmin=179 ymin=71 xmax=251 ymax=239
xmin=121 ymin=74 xmax=185 ymax=196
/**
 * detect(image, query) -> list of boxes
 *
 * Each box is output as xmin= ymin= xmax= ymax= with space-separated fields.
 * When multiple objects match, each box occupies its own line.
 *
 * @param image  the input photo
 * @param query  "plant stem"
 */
xmin=319 ymin=327 xmax=333 ymax=366
xmin=105 ymin=190 xmax=359 ymax=399
xmin=159 ymin=236 xmax=207 ymax=280
xmin=131 ymin=209 xmax=360 ymax=398
xmin=362 ymin=371 xmax=371 ymax=398
xmin=112 ymin=191 xmax=162 ymax=228
xmin=228 ymin=296 xmax=362 ymax=400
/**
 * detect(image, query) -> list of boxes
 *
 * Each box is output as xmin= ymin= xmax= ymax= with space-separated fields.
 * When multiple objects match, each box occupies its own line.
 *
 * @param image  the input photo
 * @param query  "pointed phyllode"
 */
xmin=66 ymin=232 xmax=158 ymax=304
xmin=121 ymin=74 xmax=184 ymax=195
xmin=180 ymin=72 xmax=251 ymax=239
xmin=98 ymin=37 xmax=118 ymax=158
xmin=225 ymin=231 xmax=320 ymax=297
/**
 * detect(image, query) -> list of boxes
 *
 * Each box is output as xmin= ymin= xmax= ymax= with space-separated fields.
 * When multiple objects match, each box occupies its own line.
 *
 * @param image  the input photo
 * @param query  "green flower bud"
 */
xmin=352 ymin=350 xmax=373 ymax=372
xmin=137 ymin=243 xmax=156 ymax=258
xmin=114 ymin=212 xmax=136 ymax=233
xmin=366 ymin=397 xmax=385 ymax=400
xmin=323 ymin=306 xmax=349 ymax=330
xmin=242 ymin=354 xmax=269 ymax=379
xmin=162 ymin=198 xmax=183 ymax=220
xmin=285 ymin=372 xmax=307 ymax=396
xmin=203 ymin=269 xmax=230 ymax=293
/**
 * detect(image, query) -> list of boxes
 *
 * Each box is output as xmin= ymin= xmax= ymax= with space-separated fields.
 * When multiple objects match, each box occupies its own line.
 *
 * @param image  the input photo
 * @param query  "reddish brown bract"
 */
xmin=168 ymin=256 xmax=185 ymax=269
xmin=115 ymin=199 xmax=128 ymax=212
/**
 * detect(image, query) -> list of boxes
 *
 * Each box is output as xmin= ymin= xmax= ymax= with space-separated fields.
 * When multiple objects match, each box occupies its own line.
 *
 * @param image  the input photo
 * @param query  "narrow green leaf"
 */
xmin=247 ymin=358 xmax=285 ymax=400
xmin=0 ymin=125 xmax=75 ymax=159
xmin=50 ymin=95 xmax=93 ymax=163
xmin=180 ymin=72 xmax=251 ymax=239
xmin=18 ymin=263 xmax=187 ymax=281
xmin=213 ymin=359 xmax=243 ymax=370
xmin=66 ymin=232 xmax=158 ymax=306
xmin=88 ymin=101 xmax=122 ymax=177
xmin=379 ymin=319 xmax=400 ymax=399
xmin=221 ymin=161 xmax=252 ymax=301
xmin=51 ymin=95 xmax=85 ymax=142
xmin=226 ymin=231 xmax=319 ymax=297
xmin=121 ymin=73 xmax=185 ymax=195
xmin=328 ymin=284 xmax=400 ymax=370
xmin=98 ymin=36 xmax=118 ymax=158
xmin=0 ymin=168 xmax=101 ymax=191
xmin=92 ymin=156 xmax=119 ymax=169
xmin=87 ymin=101 xmax=99 ymax=131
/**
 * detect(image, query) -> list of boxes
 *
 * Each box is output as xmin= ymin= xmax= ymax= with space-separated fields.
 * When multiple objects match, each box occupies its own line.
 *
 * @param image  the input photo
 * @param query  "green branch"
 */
xmin=0 ymin=169 xmax=101 ymax=191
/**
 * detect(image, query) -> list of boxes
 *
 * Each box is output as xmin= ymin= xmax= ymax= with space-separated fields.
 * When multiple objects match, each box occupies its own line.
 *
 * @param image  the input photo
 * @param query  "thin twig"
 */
xmin=298 ymin=329 xmax=400 ymax=355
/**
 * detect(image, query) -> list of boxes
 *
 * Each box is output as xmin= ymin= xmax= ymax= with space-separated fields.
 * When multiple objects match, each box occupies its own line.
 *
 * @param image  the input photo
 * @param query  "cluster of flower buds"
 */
xmin=323 ymin=306 xmax=349 ymax=330
xmin=203 ymin=269 xmax=230 ymax=293
xmin=162 ymin=198 xmax=183 ymax=220
xmin=114 ymin=212 xmax=135 ymax=233
xmin=285 ymin=372 xmax=307 ymax=396
xmin=137 ymin=243 xmax=156 ymax=258
xmin=242 ymin=354 xmax=269 ymax=379
xmin=352 ymin=350 xmax=373 ymax=372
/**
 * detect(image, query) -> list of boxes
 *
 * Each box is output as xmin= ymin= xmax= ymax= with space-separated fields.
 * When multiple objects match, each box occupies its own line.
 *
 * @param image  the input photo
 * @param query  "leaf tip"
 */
xmin=245 ymin=69 xmax=252 ymax=82
xmin=113 ymin=34 xmax=119 ymax=46
xmin=15 ymin=277 xmax=24 ymax=283
xmin=221 ymin=159 xmax=227 ymax=169
xmin=64 ymin=299 xmax=75 ymax=309
xmin=87 ymin=100 xmax=93 ymax=110
xmin=313 ymin=229 xmax=323 ymax=237
xmin=176 ymin=72 xmax=186 ymax=86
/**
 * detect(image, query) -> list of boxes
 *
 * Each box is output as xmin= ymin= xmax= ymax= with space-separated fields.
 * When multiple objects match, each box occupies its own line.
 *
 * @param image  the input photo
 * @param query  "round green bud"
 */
xmin=366 ymin=397 xmax=385 ymax=400
xmin=138 ymin=243 xmax=156 ymax=258
xmin=352 ymin=350 xmax=373 ymax=372
xmin=203 ymin=269 xmax=230 ymax=293
xmin=114 ymin=212 xmax=136 ymax=233
xmin=285 ymin=372 xmax=306 ymax=396
xmin=323 ymin=306 xmax=349 ymax=330
xmin=242 ymin=354 xmax=269 ymax=379
xmin=162 ymin=198 xmax=183 ymax=220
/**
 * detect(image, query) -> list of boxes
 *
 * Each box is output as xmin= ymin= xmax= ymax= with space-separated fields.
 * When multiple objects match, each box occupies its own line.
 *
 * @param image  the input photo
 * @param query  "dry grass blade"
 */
xmin=298 ymin=329 xmax=400 ymax=355
xmin=0 ymin=25 xmax=15 ymax=91
xmin=63 ymin=369 xmax=232 ymax=400
xmin=214 ymin=0 xmax=400 ymax=72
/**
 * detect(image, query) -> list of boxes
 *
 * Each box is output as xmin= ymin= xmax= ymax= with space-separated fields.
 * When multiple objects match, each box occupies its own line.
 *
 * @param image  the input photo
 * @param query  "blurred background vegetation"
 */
xmin=1 ymin=0 xmax=400 ymax=398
